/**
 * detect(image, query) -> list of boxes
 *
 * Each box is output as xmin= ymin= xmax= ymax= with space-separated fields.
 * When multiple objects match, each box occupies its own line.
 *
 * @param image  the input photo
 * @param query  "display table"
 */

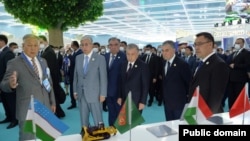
xmin=55 ymin=134 xmax=82 ymax=141
xmin=25 ymin=134 xmax=82 ymax=141
xmin=105 ymin=112 xmax=249 ymax=141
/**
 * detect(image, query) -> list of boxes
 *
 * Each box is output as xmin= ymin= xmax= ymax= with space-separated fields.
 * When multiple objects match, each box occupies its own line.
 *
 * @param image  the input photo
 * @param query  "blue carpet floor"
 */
xmin=0 ymin=94 xmax=165 ymax=141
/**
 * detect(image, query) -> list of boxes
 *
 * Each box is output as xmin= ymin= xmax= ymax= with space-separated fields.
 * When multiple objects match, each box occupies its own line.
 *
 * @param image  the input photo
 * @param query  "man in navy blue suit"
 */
xmin=68 ymin=41 xmax=82 ymax=109
xmin=161 ymin=40 xmax=192 ymax=121
xmin=118 ymin=43 xmax=150 ymax=113
xmin=105 ymin=37 xmax=126 ymax=126
xmin=0 ymin=34 xmax=18 ymax=129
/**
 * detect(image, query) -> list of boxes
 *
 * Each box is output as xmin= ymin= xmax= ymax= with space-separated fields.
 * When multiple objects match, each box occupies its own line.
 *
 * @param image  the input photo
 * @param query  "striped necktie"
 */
xmin=31 ymin=58 xmax=39 ymax=78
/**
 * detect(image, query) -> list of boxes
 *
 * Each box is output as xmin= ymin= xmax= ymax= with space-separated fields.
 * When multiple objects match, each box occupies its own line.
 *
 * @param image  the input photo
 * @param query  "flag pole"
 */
xmin=30 ymin=95 xmax=37 ymax=141
xmin=242 ymin=83 xmax=248 ymax=125
xmin=128 ymin=91 xmax=132 ymax=141
xmin=195 ymin=86 xmax=199 ymax=124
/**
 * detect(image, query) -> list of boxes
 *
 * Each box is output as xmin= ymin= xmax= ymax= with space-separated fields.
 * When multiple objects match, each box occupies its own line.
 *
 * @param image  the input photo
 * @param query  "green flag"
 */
xmin=114 ymin=92 xmax=145 ymax=134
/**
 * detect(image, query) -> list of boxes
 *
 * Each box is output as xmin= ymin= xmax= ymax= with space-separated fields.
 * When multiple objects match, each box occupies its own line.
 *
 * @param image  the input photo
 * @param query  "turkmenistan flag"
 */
xmin=24 ymin=98 xmax=69 ymax=141
xmin=183 ymin=87 xmax=213 ymax=125
xmin=114 ymin=92 xmax=145 ymax=134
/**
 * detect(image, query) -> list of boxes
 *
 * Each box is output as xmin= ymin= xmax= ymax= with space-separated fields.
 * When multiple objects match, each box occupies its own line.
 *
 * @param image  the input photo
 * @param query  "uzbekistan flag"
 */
xmin=183 ymin=87 xmax=213 ymax=124
xmin=24 ymin=98 xmax=69 ymax=141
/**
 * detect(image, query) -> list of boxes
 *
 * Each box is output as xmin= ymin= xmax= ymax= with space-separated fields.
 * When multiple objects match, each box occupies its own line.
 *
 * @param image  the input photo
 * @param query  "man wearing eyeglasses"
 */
xmin=188 ymin=32 xmax=230 ymax=114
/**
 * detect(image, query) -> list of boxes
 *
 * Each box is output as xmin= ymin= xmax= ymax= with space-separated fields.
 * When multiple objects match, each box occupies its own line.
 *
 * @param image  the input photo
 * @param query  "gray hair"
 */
xmin=81 ymin=35 xmax=93 ymax=43
xmin=23 ymin=34 xmax=39 ymax=41
xmin=162 ymin=40 xmax=175 ymax=49
xmin=126 ymin=43 xmax=139 ymax=51
xmin=108 ymin=37 xmax=120 ymax=43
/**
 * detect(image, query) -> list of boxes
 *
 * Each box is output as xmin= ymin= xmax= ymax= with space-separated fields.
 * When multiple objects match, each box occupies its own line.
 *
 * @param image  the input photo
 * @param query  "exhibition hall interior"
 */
xmin=0 ymin=0 xmax=230 ymax=47
xmin=0 ymin=0 xmax=249 ymax=140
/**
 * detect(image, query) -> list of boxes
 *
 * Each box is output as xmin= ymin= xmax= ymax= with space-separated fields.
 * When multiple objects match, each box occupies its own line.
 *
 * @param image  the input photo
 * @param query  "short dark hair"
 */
xmin=145 ymin=44 xmax=153 ymax=49
xmin=93 ymin=42 xmax=100 ymax=47
xmin=236 ymin=38 xmax=245 ymax=44
xmin=121 ymin=41 xmax=127 ymax=46
xmin=72 ymin=41 xmax=79 ymax=48
xmin=9 ymin=42 xmax=18 ymax=47
xmin=38 ymin=35 xmax=48 ymax=42
xmin=196 ymin=32 xmax=214 ymax=45
xmin=0 ymin=34 xmax=8 ymax=44
xmin=186 ymin=46 xmax=193 ymax=51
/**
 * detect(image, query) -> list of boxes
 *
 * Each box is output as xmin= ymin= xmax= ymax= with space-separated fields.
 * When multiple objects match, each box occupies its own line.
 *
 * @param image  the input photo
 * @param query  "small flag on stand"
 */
xmin=24 ymin=97 xmax=69 ymax=141
xmin=114 ymin=92 xmax=145 ymax=134
xmin=183 ymin=87 xmax=213 ymax=125
xmin=229 ymin=83 xmax=250 ymax=121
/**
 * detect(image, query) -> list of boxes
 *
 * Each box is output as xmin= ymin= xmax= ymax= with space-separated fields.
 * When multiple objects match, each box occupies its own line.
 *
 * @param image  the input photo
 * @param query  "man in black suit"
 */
xmin=118 ymin=43 xmax=150 ymax=113
xmin=141 ymin=44 xmax=159 ymax=107
xmin=183 ymin=46 xmax=198 ymax=74
xmin=188 ymin=32 xmax=230 ymax=114
xmin=39 ymin=35 xmax=65 ymax=118
xmin=53 ymin=46 xmax=63 ymax=82
xmin=227 ymin=37 xmax=250 ymax=109
xmin=68 ymin=41 xmax=82 ymax=109
xmin=0 ymin=34 xmax=18 ymax=129
xmin=161 ymin=40 xmax=192 ymax=121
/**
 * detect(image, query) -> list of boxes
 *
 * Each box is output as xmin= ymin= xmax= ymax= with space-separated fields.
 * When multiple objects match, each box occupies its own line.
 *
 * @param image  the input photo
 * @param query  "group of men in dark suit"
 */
xmin=0 ymin=34 xmax=18 ymax=129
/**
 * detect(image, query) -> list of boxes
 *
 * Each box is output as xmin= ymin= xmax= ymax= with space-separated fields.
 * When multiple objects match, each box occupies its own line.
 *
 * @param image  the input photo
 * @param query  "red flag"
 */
xmin=184 ymin=87 xmax=213 ymax=124
xmin=229 ymin=83 xmax=250 ymax=118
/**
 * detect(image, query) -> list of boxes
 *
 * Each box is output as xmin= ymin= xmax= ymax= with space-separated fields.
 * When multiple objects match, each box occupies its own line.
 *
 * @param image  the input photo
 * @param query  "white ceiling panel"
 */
xmin=0 ymin=0 xmax=226 ymax=42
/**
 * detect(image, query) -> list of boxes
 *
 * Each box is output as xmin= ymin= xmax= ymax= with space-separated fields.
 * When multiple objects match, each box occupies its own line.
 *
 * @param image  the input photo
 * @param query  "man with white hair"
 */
xmin=73 ymin=35 xmax=107 ymax=127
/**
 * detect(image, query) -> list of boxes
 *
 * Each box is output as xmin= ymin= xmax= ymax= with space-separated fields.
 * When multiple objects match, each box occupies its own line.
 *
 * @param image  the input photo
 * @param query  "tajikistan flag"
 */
xmin=183 ymin=87 xmax=213 ymax=124
xmin=24 ymin=98 xmax=69 ymax=141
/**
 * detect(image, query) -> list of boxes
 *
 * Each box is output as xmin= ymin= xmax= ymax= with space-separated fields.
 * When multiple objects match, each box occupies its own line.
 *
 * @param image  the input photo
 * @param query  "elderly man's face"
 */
xmin=22 ymin=37 xmax=40 ymax=58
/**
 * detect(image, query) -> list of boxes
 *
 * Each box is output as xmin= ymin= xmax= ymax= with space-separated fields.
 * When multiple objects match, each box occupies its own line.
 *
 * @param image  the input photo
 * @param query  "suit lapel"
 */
xmin=37 ymin=57 xmax=47 ymax=80
xmin=20 ymin=54 xmax=40 ymax=82
xmin=126 ymin=60 xmax=139 ymax=79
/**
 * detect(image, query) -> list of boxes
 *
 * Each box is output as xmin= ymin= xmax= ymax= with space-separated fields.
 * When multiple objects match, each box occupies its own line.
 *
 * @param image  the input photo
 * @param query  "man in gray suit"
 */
xmin=73 ymin=35 xmax=107 ymax=127
xmin=0 ymin=34 xmax=56 ymax=141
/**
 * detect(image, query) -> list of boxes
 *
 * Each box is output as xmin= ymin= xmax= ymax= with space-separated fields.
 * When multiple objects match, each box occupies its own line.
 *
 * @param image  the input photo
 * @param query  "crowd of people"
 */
xmin=0 ymin=32 xmax=250 ymax=140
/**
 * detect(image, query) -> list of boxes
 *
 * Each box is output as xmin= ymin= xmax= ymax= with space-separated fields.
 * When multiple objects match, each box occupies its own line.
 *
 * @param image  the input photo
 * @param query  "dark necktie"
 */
xmin=31 ymin=58 xmax=39 ymax=78
xmin=196 ymin=61 xmax=203 ymax=72
xmin=126 ymin=63 xmax=132 ymax=78
xmin=165 ymin=61 xmax=171 ymax=75
xmin=233 ymin=51 xmax=238 ymax=59
xmin=146 ymin=55 xmax=150 ymax=64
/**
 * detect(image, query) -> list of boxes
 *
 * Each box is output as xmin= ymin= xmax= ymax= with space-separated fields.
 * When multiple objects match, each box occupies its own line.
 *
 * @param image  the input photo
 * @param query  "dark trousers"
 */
xmin=228 ymin=81 xmax=245 ymax=109
xmin=69 ymin=81 xmax=76 ymax=106
xmin=0 ymin=91 xmax=17 ymax=122
xmin=148 ymin=82 xmax=157 ymax=104
xmin=163 ymin=104 xmax=183 ymax=121
xmin=106 ymin=97 xmax=121 ymax=126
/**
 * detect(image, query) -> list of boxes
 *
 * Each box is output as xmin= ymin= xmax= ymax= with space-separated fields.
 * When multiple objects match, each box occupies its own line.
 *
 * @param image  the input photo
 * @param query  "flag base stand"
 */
xmin=206 ymin=116 xmax=232 ymax=125
xmin=146 ymin=125 xmax=177 ymax=138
